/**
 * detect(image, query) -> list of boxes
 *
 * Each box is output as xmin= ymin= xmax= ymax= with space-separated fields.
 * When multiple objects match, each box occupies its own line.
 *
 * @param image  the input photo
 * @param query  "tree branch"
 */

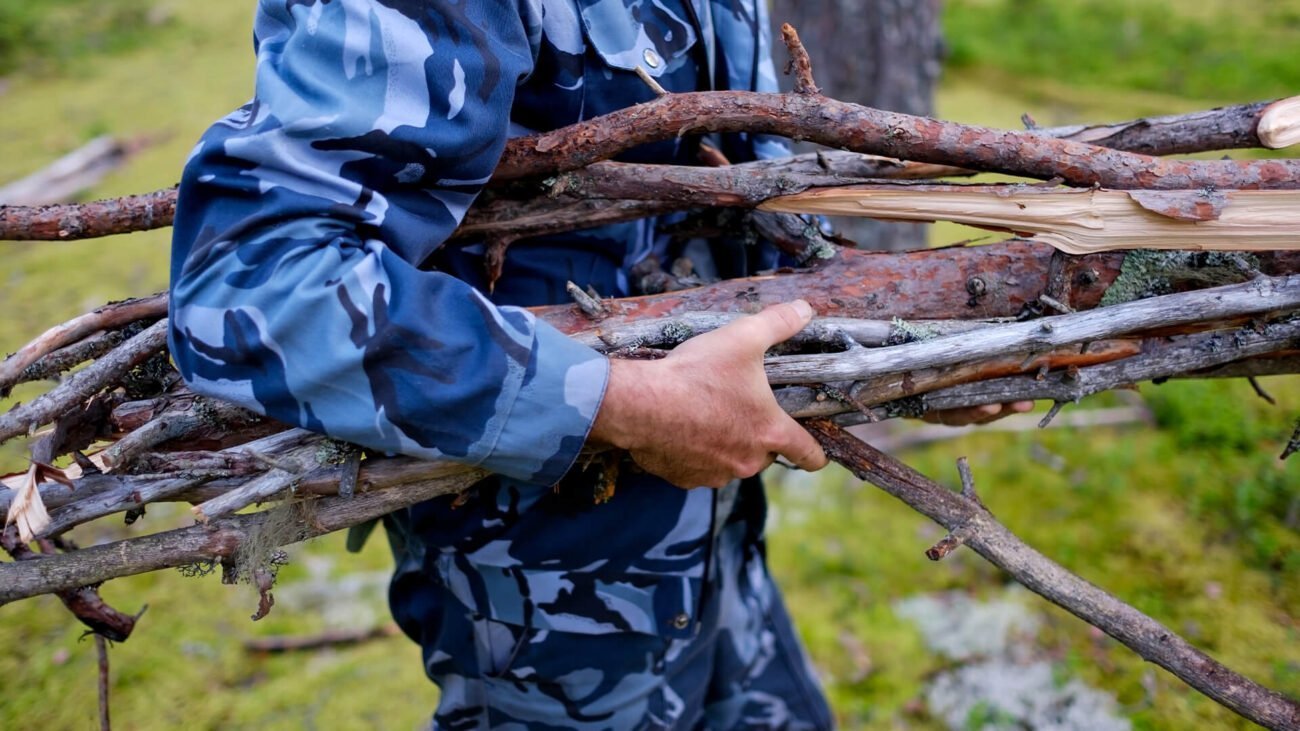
xmin=4 ymin=92 xmax=1299 ymax=243
xmin=805 ymin=420 xmax=1300 ymax=731
xmin=0 ymin=467 xmax=486 ymax=605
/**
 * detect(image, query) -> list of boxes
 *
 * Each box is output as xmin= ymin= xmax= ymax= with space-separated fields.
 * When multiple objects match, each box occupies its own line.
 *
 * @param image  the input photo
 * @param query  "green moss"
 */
xmin=1099 ymin=250 xmax=1260 ymax=306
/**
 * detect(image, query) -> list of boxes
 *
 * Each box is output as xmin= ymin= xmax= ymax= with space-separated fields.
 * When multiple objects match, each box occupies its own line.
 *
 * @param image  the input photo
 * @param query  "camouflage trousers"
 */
xmin=397 ymin=515 xmax=834 ymax=730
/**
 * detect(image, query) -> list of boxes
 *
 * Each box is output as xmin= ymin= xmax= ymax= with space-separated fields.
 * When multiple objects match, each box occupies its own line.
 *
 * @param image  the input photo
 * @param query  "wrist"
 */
xmin=590 ymin=358 xmax=652 ymax=450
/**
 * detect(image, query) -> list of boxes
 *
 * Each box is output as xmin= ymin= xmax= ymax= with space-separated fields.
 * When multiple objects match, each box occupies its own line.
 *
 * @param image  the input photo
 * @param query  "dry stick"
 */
xmin=568 ymin=312 xmax=993 ymax=352
xmin=23 ymin=328 xmax=1299 ymax=540
xmin=806 ymin=420 xmax=1300 ymax=731
xmin=243 ymin=625 xmax=400 ymax=654
xmin=100 ymin=397 xmax=258 ymax=472
xmin=778 ymin=319 xmax=1300 ymax=422
xmin=495 ymin=92 xmax=1300 ymax=189
xmin=0 ymin=467 xmax=487 ymax=605
xmin=1037 ymin=96 xmax=1300 ymax=155
xmin=1 ymin=527 xmax=144 ymax=640
xmin=764 ymin=274 xmax=1300 ymax=385
xmin=15 ymin=330 xmax=125 ymax=388
xmin=0 ymin=188 xmax=177 ymax=241
xmin=0 ymin=320 xmax=169 ymax=443
xmin=780 ymin=23 xmax=820 ymax=96
xmin=6 ymin=89 xmax=1300 ymax=243
xmin=41 ymin=474 xmax=211 ymax=539
xmin=2 ymin=328 xmax=1297 ymax=597
xmin=0 ymin=294 xmax=168 ymax=396
xmin=96 ymin=634 xmax=111 ymax=731
xmin=815 ymin=323 xmax=1300 ymax=425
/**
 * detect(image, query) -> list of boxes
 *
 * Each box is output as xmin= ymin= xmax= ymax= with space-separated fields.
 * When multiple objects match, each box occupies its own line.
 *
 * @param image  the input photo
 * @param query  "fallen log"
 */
xmin=0 ymin=136 xmax=130 ymax=207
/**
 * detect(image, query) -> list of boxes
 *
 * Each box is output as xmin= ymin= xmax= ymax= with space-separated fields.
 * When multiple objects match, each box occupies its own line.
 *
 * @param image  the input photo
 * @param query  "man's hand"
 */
xmin=922 ymin=400 xmax=1035 ymax=426
xmin=590 ymin=300 xmax=829 ymax=488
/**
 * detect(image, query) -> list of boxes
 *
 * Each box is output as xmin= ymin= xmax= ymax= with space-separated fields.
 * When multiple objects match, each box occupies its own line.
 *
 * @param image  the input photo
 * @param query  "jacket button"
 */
xmin=643 ymin=48 xmax=662 ymax=69
xmin=672 ymin=613 xmax=690 ymax=630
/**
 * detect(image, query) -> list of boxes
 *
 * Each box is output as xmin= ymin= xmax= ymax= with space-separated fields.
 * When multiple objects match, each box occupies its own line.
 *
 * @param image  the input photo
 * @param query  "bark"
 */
xmin=4 ymin=93 xmax=1300 ymax=243
xmin=764 ymin=274 xmax=1300 ymax=384
xmin=495 ymin=91 xmax=1300 ymax=189
xmin=0 ymin=293 xmax=167 ymax=396
xmin=0 ymin=320 xmax=169 ymax=444
xmin=0 ymin=468 xmax=486 ymax=605
xmin=806 ymin=421 xmax=1300 ymax=731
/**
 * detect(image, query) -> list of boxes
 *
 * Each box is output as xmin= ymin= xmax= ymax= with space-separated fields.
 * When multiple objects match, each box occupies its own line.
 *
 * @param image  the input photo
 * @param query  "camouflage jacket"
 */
xmin=170 ymin=0 xmax=786 ymax=642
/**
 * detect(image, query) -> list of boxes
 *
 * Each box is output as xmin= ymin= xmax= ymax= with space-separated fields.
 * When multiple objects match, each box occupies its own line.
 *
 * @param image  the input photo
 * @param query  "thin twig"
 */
xmin=566 ymin=281 xmax=609 ymax=320
xmin=96 ymin=634 xmax=111 ymax=731
xmin=780 ymin=24 xmax=820 ymax=96
xmin=633 ymin=66 xmax=668 ymax=97
xmin=1248 ymin=376 xmax=1278 ymax=406
xmin=0 ymin=294 xmax=167 ymax=396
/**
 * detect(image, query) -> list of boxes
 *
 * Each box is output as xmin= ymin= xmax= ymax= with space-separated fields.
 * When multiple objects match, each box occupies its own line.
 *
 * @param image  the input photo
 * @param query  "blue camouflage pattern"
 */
xmin=171 ymin=0 xmax=829 ymax=727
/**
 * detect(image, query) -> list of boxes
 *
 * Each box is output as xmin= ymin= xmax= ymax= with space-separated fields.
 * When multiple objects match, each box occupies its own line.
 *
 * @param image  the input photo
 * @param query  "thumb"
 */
xmin=721 ymin=300 xmax=815 ymax=353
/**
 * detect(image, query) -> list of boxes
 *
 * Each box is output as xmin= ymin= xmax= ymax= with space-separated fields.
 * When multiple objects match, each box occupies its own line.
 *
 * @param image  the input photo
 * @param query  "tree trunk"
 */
xmin=769 ymin=0 xmax=943 ymax=251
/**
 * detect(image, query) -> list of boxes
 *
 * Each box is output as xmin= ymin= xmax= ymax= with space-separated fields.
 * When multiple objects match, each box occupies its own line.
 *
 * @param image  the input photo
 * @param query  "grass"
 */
xmin=0 ymin=2 xmax=1298 ymax=729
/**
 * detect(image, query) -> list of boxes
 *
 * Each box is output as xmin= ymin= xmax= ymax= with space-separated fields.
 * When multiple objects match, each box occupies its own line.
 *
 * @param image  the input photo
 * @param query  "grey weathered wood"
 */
xmin=765 ymin=275 xmax=1300 ymax=384
xmin=0 ymin=320 xmax=169 ymax=444
xmin=0 ymin=468 xmax=486 ymax=606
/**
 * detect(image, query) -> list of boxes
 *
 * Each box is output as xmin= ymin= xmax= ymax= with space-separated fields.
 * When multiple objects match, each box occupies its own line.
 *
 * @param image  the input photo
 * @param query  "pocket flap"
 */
xmin=574 ymin=0 xmax=698 ymax=77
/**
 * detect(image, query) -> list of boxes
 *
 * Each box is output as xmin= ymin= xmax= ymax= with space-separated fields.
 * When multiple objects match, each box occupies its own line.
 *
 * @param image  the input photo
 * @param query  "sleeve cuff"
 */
xmin=477 ymin=318 xmax=610 ymax=485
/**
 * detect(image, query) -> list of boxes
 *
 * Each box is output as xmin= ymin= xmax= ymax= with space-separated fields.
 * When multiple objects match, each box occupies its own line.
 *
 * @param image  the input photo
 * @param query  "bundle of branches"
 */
xmin=2 ymin=26 xmax=1300 ymax=729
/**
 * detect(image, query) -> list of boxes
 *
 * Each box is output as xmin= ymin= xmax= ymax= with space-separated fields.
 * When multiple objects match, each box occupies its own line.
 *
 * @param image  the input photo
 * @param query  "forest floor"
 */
xmin=0 ymin=2 xmax=1297 ymax=729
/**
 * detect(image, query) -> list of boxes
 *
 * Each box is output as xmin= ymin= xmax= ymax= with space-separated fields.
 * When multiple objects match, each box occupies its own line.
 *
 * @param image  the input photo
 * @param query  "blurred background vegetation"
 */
xmin=0 ymin=1 xmax=1296 ymax=729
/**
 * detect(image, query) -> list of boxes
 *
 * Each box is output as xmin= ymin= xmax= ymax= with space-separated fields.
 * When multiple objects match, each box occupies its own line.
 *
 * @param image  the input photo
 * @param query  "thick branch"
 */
xmin=762 ymin=185 xmax=1300 ymax=255
xmin=1037 ymin=96 xmax=1300 ymax=155
xmin=765 ymin=275 xmax=1300 ymax=384
xmin=4 ymin=93 xmax=1299 ymax=243
xmin=496 ymin=91 xmax=1300 ymax=189
xmin=806 ymin=421 xmax=1300 ymax=731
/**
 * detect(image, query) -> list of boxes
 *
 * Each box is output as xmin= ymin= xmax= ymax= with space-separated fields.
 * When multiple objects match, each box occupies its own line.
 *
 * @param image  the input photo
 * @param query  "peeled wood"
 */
xmin=761 ymin=185 xmax=1300 ymax=254
xmin=1258 ymin=95 xmax=1300 ymax=149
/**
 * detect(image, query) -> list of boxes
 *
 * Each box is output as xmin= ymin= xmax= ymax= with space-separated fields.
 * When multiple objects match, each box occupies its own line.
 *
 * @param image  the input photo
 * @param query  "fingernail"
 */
xmin=792 ymin=299 xmax=813 ymax=321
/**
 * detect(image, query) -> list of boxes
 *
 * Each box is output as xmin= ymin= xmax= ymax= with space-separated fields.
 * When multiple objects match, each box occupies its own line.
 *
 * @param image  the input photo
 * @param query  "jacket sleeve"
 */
xmin=168 ymin=0 xmax=607 ymax=485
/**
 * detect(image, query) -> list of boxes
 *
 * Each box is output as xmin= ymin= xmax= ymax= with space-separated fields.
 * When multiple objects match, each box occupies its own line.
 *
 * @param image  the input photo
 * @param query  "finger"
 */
xmin=1010 ymin=400 xmax=1035 ymax=413
xmin=713 ymin=300 xmax=814 ymax=353
xmin=771 ymin=419 xmax=828 ymax=472
xmin=968 ymin=403 xmax=1003 ymax=424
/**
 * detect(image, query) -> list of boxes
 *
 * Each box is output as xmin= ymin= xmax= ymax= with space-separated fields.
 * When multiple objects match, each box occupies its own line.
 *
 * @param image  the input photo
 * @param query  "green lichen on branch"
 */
xmin=660 ymin=321 xmax=696 ymax=345
xmin=315 ymin=439 xmax=362 ymax=467
xmin=888 ymin=317 xmax=941 ymax=345
xmin=1099 ymin=250 xmax=1261 ymax=306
